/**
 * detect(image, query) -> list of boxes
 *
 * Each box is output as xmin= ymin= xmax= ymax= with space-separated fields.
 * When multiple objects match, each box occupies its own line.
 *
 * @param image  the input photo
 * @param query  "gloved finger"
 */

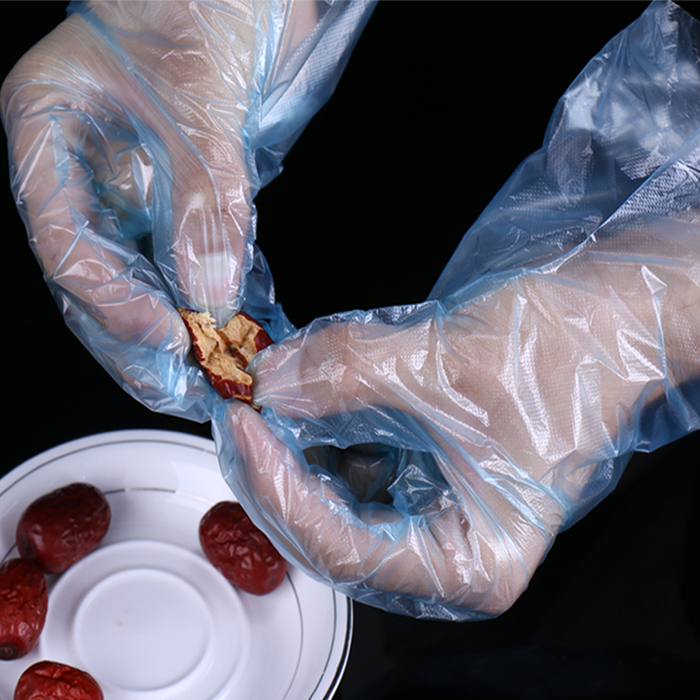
xmin=215 ymin=401 xmax=550 ymax=618
xmin=69 ymin=0 xmax=320 ymax=328
xmin=2 ymin=87 xmax=181 ymax=348
xmin=167 ymin=140 xmax=253 ymax=327
xmin=63 ymin=1 xmax=257 ymax=325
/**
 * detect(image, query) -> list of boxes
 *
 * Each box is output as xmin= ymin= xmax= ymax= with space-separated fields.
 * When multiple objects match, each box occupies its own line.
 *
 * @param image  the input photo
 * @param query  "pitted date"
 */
xmin=199 ymin=501 xmax=287 ymax=595
xmin=14 ymin=660 xmax=104 ymax=700
xmin=16 ymin=483 xmax=111 ymax=574
xmin=179 ymin=309 xmax=273 ymax=404
xmin=0 ymin=558 xmax=48 ymax=660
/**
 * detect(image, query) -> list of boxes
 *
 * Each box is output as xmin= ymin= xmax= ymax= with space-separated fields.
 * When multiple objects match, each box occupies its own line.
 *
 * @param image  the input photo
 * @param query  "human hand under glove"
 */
xmin=219 ymin=218 xmax=700 ymax=620
xmin=213 ymin=1 xmax=700 ymax=621
xmin=1 ymin=0 xmax=373 ymax=420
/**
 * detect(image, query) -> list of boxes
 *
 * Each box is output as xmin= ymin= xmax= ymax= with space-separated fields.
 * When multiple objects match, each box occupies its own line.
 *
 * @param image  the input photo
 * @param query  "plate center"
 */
xmin=44 ymin=539 xmax=251 ymax=700
xmin=75 ymin=567 xmax=211 ymax=691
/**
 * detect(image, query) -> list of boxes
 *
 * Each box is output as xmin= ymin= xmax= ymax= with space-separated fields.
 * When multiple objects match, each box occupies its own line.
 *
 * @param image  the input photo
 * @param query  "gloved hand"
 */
xmin=217 ymin=217 xmax=700 ymax=620
xmin=213 ymin=0 xmax=700 ymax=620
xmin=1 ymin=0 xmax=374 ymax=420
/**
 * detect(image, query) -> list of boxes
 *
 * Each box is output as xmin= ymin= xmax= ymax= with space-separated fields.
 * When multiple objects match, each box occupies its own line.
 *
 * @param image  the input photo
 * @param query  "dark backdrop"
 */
xmin=1 ymin=3 xmax=698 ymax=698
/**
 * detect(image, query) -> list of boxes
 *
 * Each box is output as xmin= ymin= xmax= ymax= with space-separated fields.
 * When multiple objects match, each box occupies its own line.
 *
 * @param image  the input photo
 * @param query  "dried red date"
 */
xmin=14 ymin=660 xmax=103 ymax=700
xmin=179 ymin=309 xmax=273 ymax=404
xmin=16 ymin=483 xmax=111 ymax=574
xmin=199 ymin=502 xmax=287 ymax=595
xmin=0 ymin=558 xmax=48 ymax=660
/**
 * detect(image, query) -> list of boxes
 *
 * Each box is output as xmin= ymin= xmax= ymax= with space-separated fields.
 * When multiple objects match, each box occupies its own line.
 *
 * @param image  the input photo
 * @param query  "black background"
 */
xmin=1 ymin=2 xmax=699 ymax=698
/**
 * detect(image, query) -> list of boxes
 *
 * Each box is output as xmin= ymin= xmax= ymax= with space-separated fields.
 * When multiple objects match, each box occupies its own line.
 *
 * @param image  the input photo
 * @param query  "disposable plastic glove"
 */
xmin=213 ymin=0 xmax=700 ymax=620
xmin=1 ymin=0 xmax=373 ymax=420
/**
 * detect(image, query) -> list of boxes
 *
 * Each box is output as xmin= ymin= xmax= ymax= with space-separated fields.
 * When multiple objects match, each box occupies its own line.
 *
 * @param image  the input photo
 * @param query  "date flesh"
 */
xmin=179 ymin=309 xmax=273 ymax=404
xmin=16 ymin=483 xmax=111 ymax=574
xmin=199 ymin=502 xmax=287 ymax=595
xmin=0 ymin=558 xmax=48 ymax=660
xmin=14 ymin=660 xmax=104 ymax=700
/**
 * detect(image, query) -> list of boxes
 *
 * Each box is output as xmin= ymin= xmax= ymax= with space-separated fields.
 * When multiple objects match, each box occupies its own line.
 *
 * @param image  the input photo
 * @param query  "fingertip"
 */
xmin=221 ymin=400 xmax=271 ymax=456
xmin=184 ymin=251 xmax=244 ymax=327
xmin=170 ymin=166 xmax=253 ymax=328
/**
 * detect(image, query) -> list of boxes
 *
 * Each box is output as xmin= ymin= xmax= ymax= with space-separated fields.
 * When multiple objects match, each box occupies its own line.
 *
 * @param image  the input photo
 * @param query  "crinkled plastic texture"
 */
xmin=1 ymin=0 xmax=375 ymax=421
xmin=213 ymin=1 xmax=700 ymax=621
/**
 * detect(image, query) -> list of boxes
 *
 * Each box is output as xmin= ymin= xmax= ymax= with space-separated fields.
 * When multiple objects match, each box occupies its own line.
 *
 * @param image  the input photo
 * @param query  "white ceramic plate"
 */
xmin=0 ymin=430 xmax=352 ymax=700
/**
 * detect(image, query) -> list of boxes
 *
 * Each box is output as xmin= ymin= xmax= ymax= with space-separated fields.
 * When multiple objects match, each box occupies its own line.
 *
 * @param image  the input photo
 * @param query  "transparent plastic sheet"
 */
xmin=1 ymin=0 xmax=375 ymax=421
xmin=212 ymin=1 xmax=700 ymax=621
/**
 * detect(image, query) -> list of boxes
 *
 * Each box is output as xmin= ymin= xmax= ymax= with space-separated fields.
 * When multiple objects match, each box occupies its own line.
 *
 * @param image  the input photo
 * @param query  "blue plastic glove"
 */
xmin=1 ymin=0 xmax=374 ymax=420
xmin=213 ymin=1 xmax=700 ymax=620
